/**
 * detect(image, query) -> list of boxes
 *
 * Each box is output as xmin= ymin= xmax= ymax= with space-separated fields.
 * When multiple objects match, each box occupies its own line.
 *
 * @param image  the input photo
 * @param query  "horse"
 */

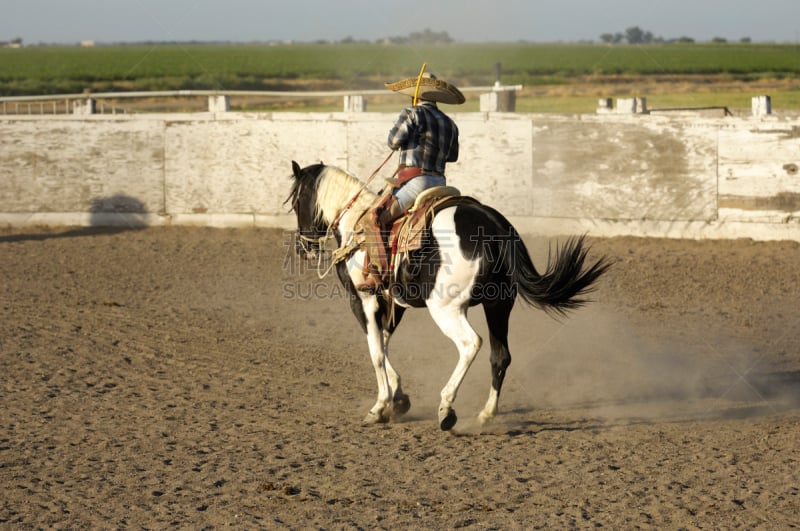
xmin=286 ymin=160 xmax=610 ymax=430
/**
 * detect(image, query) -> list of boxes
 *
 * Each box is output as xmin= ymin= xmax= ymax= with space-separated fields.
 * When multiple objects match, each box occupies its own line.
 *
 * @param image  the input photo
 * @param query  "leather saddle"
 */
xmin=347 ymin=186 xmax=479 ymax=276
xmin=388 ymin=185 xmax=463 ymax=254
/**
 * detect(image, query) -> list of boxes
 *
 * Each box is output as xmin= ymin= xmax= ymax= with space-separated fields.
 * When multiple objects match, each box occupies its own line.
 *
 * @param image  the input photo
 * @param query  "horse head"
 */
xmin=286 ymin=160 xmax=328 ymax=260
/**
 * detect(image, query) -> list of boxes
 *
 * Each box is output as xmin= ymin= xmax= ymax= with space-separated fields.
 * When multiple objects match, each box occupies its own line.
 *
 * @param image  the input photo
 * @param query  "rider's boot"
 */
xmin=356 ymin=199 xmax=405 ymax=294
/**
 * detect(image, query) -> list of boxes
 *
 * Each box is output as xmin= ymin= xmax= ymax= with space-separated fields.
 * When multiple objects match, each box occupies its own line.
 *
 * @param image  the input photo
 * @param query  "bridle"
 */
xmin=291 ymin=181 xmax=327 ymax=257
xmin=297 ymin=231 xmax=323 ymax=254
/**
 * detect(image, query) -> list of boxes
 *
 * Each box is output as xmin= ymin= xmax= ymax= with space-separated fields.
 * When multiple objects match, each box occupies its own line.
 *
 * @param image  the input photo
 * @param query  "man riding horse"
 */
xmin=357 ymin=67 xmax=465 ymax=293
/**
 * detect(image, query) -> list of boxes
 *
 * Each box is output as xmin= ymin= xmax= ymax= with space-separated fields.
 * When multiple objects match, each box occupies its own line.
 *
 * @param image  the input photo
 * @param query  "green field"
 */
xmin=2 ymin=43 xmax=799 ymax=112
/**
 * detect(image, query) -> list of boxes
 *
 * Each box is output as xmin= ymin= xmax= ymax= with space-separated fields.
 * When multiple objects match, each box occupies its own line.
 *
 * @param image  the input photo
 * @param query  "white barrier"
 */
xmin=1 ymin=111 xmax=799 ymax=241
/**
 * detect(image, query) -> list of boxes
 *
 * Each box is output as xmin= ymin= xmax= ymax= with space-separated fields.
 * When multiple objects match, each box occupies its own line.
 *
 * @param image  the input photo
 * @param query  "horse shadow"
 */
xmin=0 ymin=194 xmax=149 ymax=243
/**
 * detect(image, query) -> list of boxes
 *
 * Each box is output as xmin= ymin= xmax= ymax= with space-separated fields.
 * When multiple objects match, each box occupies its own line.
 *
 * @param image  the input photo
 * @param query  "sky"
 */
xmin=2 ymin=0 xmax=799 ymax=45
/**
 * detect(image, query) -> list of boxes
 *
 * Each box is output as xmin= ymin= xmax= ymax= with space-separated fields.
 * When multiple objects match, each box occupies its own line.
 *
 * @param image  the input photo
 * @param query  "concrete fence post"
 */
xmin=498 ymin=88 xmax=516 ymax=112
xmin=480 ymin=92 xmax=499 ymax=112
xmin=343 ymin=95 xmax=366 ymax=112
xmin=752 ymin=95 xmax=771 ymax=117
xmin=596 ymin=98 xmax=614 ymax=114
xmin=72 ymin=98 xmax=96 ymax=115
xmin=480 ymin=86 xmax=517 ymax=112
xmin=615 ymin=97 xmax=647 ymax=114
xmin=208 ymin=95 xmax=230 ymax=113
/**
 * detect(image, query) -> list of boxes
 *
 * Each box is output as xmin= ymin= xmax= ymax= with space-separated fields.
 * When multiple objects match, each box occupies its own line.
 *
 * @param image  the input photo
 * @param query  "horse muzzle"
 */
xmin=296 ymin=232 xmax=321 ymax=260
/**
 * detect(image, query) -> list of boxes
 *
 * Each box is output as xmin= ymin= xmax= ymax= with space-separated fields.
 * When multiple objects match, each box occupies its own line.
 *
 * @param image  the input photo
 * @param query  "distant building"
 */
xmin=81 ymin=40 xmax=96 ymax=47
xmin=2 ymin=37 xmax=23 ymax=48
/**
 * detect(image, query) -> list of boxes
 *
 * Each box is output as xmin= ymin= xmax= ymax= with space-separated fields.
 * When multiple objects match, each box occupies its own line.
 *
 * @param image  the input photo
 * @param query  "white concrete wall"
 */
xmin=1 ymin=112 xmax=799 ymax=241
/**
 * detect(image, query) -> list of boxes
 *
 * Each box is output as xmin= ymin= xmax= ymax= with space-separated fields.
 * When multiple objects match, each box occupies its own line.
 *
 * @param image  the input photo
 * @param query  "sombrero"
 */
xmin=384 ymin=72 xmax=465 ymax=105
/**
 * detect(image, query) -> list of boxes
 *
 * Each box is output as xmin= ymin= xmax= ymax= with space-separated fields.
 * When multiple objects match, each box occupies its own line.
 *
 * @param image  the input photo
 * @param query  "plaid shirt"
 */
xmin=387 ymin=101 xmax=459 ymax=174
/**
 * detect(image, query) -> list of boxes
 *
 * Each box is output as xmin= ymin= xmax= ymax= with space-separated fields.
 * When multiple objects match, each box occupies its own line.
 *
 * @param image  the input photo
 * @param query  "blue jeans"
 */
xmin=394 ymin=174 xmax=446 ymax=210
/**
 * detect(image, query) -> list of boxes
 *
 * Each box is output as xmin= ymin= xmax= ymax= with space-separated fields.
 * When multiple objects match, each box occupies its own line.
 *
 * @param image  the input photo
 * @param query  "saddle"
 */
xmin=389 ymin=185 xmax=463 ymax=254
xmin=333 ymin=186 xmax=479 ymax=284
xmin=350 ymin=186 xmax=482 ymax=278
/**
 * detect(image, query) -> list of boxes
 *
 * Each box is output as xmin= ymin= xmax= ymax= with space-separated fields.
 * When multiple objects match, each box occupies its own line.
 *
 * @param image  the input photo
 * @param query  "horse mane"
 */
xmin=315 ymin=166 xmax=377 ymax=225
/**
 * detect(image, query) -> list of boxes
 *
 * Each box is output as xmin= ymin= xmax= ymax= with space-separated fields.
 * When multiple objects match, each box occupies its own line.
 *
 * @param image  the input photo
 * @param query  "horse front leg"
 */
xmin=362 ymin=298 xmax=393 ymax=424
xmin=341 ymin=258 xmax=395 ymax=424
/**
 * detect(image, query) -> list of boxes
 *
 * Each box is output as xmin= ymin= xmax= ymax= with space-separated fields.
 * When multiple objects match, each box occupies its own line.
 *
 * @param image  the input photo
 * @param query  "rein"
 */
xmin=305 ymin=152 xmax=395 ymax=279
xmin=331 ymin=150 xmax=394 ymax=231
xmin=298 ymin=231 xmax=339 ymax=279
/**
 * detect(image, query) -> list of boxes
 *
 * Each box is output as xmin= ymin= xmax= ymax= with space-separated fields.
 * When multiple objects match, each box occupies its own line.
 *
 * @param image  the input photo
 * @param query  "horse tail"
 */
xmin=482 ymin=206 xmax=610 ymax=315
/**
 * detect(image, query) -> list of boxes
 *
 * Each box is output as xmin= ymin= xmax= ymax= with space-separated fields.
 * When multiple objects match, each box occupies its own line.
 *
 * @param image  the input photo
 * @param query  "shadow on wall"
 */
xmin=0 ymin=194 xmax=149 ymax=243
xmin=89 ymin=194 xmax=149 ymax=228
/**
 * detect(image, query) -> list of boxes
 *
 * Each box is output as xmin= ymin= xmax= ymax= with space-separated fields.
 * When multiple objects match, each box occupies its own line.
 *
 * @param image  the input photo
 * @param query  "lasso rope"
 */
xmin=304 ymin=61 xmax=428 ymax=279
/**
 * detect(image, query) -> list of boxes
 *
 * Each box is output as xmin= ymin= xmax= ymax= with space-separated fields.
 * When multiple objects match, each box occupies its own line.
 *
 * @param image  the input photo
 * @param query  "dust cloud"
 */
xmin=384 ymin=300 xmax=797 ymax=430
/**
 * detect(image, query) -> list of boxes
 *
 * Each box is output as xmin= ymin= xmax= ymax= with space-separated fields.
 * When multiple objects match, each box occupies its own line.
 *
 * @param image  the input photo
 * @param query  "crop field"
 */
xmin=2 ymin=43 xmax=799 ymax=113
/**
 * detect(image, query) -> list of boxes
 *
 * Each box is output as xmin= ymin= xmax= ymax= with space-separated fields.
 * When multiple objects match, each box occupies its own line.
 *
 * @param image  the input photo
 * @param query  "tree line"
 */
xmin=599 ymin=26 xmax=751 ymax=44
xmin=5 ymin=28 xmax=756 ymax=48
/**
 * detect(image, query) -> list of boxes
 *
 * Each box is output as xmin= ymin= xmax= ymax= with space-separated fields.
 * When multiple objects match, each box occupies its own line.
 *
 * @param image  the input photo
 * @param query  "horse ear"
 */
xmin=292 ymin=160 xmax=302 ymax=178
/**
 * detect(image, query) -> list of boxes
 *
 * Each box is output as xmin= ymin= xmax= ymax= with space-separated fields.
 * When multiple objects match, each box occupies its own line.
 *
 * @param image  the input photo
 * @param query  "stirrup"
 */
xmin=356 ymin=273 xmax=384 ymax=294
xmin=357 ymin=264 xmax=385 ymax=294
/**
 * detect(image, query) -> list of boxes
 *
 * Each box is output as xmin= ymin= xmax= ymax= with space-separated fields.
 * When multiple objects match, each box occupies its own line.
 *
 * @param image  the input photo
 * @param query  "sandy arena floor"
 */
xmin=1 ymin=226 xmax=799 ymax=528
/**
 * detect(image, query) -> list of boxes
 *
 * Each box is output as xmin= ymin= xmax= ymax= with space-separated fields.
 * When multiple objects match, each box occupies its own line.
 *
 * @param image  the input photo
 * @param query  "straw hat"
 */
xmin=384 ymin=72 xmax=465 ymax=105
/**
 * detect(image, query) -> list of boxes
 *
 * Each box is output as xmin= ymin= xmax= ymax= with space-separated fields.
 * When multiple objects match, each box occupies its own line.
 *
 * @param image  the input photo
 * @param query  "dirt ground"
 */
xmin=1 ymin=226 xmax=799 ymax=529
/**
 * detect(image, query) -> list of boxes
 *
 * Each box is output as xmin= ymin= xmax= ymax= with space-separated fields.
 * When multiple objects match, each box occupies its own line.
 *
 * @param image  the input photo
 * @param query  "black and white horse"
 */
xmin=287 ymin=161 xmax=609 ymax=430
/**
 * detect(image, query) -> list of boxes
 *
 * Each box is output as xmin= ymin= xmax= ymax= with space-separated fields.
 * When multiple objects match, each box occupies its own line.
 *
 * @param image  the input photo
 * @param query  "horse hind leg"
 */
xmin=427 ymin=303 xmax=483 ymax=431
xmin=478 ymin=299 xmax=513 ymax=425
xmin=391 ymin=387 xmax=411 ymax=418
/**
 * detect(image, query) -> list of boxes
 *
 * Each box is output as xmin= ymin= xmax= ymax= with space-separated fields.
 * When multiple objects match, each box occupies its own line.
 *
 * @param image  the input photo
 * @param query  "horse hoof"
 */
xmin=363 ymin=410 xmax=389 ymax=425
xmin=392 ymin=394 xmax=411 ymax=417
xmin=438 ymin=407 xmax=457 ymax=431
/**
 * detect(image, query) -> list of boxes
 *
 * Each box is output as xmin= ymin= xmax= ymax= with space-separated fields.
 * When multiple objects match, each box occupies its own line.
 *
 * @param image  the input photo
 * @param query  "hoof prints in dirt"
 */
xmin=1 ymin=227 xmax=799 ymax=528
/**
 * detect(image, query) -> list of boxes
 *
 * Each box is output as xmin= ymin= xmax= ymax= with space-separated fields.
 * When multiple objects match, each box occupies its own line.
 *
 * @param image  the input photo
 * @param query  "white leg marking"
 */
xmin=425 ymin=208 xmax=485 ymax=428
xmin=427 ymin=303 xmax=482 ymax=420
xmin=478 ymin=388 xmax=499 ymax=424
xmin=361 ymin=296 xmax=392 ymax=423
